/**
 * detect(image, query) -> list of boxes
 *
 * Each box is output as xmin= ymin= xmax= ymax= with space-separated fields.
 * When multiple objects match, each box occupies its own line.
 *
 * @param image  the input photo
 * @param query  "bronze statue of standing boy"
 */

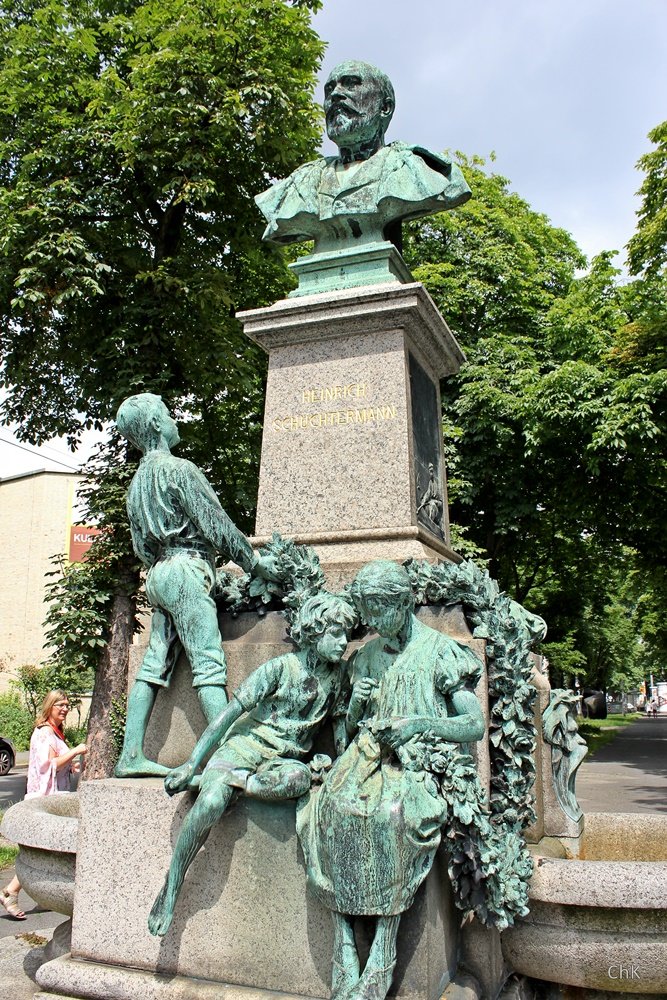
xmin=115 ymin=392 xmax=269 ymax=778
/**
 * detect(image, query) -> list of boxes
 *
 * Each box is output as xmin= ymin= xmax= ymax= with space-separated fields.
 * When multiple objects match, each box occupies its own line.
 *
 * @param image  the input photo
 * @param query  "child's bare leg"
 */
xmin=331 ymin=911 xmax=360 ymax=999
xmin=352 ymin=914 xmax=401 ymax=1000
xmin=115 ymin=680 xmax=169 ymax=777
xmin=148 ymin=772 xmax=234 ymax=936
xmin=197 ymin=683 xmax=228 ymax=724
xmin=245 ymin=761 xmax=311 ymax=800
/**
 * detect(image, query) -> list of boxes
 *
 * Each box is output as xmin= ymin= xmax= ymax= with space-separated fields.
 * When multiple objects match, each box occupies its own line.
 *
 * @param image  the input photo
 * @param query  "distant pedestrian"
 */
xmin=651 ymin=699 xmax=659 ymax=718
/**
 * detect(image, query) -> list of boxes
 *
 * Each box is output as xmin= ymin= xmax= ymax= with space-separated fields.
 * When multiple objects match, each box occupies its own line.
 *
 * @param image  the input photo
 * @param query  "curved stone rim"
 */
xmin=1 ymin=792 xmax=79 ymax=853
xmin=529 ymin=812 xmax=667 ymax=909
xmin=529 ymin=856 xmax=667 ymax=908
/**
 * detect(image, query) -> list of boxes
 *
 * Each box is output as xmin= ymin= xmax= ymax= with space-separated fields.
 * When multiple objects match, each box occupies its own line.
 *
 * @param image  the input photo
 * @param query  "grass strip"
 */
xmin=0 ymin=843 xmax=18 ymax=870
xmin=577 ymin=712 xmax=643 ymax=757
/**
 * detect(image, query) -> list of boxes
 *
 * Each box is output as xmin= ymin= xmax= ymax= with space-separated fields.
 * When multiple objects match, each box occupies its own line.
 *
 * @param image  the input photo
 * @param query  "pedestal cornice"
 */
xmin=238 ymin=281 xmax=465 ymax=379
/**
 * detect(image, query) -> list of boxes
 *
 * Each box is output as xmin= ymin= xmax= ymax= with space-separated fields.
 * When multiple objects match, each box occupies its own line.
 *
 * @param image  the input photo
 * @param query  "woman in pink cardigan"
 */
xmin=0 ymin=690 xmax=87 ymax=919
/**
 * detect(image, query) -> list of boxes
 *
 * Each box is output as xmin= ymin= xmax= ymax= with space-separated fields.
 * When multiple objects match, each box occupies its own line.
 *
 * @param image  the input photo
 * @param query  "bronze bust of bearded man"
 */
xmin=255 ymin=60 xmax=471 ymax=255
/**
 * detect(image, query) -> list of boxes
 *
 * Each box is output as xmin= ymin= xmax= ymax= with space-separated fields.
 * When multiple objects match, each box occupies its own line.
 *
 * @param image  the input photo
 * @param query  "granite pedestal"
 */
xmin=238 ymin=282 xmax=464 ymax=585
xmin=523 ymin=666 xmax=584 ymax=851
xmin=36 ymin=784 xmax=459 ymax=1000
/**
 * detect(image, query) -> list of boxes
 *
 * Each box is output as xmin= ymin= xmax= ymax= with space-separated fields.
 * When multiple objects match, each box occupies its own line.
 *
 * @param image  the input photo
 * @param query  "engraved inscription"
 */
xmin=302 ymin=382 xmax=368 ymax=403
xmin=273 ymin=406 xmax=396 ymax=432
xmin=273 ymin=381 xmax=396 ymax=432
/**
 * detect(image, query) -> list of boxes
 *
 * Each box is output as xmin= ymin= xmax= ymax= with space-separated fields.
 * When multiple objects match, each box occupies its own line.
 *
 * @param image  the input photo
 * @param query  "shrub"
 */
xmin=0 ymin=844 xmax=19 ymax=870
xmin=0 ymin=692 xmax=33 ymax=751
xmin=12 ymin=662 xmax=92 ymax=719
xmin=64 ymin=724 xmax=88 ymax=747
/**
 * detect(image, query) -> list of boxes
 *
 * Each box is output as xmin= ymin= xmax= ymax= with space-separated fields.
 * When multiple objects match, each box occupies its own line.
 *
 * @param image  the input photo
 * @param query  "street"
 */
xmin=571 ymin=714 xmax=667 ymax=814
xmin=0 ymin=760 xmax=27 ymax=815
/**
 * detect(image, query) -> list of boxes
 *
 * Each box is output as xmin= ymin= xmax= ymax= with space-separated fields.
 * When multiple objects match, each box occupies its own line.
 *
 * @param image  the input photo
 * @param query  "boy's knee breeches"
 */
xmin=138 ymin=553 xmax=227 ymax=688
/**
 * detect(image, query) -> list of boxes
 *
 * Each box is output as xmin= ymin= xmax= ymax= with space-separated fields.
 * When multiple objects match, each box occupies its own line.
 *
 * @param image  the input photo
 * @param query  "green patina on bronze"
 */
xmin=297 ymin=560 xmax=533 ymax=1000
xmin=219 ymin=547 xmax=541 ymax=843
xmin=405 ymin=558 xmax=543 ymax=836
xmin=255 ymin=61 xmax=471 ymax=294
xmin=216 ymin=531 xmax=326 ymax=623
xmin=114 ymin=392 xmax=271 ymax=779
xmin=217 ymin=542 xmax=541 ymax=852
xmin=543 ymin=689 xmax=588 ymax=822
xmin=146 ymin=590 xmax=357 ymax=938
xmin=135 ymin=526 xmax=542 ymax=989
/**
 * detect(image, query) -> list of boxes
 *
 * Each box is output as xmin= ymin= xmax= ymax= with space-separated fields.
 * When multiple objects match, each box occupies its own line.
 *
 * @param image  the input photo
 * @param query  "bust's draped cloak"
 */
xmin=256 ymin=143 xmax=471 ymax=247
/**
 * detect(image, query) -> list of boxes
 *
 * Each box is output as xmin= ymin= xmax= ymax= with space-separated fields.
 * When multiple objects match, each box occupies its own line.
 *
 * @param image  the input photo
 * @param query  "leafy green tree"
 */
xmin=405 ymin=157 xmax=667 ymax=693
xmin=533 ymin=543 xmax=649 ymax=692
xmin=0 ymin=692 xmax=33 ymax=751
xmin=12 ymin=662 xmax=91 ymax=716
xmin=405 ymin=154 xmax=585 ymax=348
xmin=0 ymin=0 xmax=322 ymax=516
xmin=0 ymin=0 xmax=324 ymax=774
xmin=627 ymin=120 xmax=667 ymax=276
xmin=632 ymin=565 xmax=667 ymax=683
xmin=41 ymin=434 xmax=140 ymax=775
xmin=612 ymin=271 xmax=667 ymax=376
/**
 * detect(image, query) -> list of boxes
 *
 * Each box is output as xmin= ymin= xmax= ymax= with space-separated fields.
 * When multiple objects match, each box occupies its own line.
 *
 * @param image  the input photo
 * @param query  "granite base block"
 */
xmin=251 ymin=527 xmax=460 ymax=591
xmin=238 ymin=282 xmax=463 ymax=546
xmin=522 ymin=669 xmax=549 ymax=845
xmin=459 ymin=918 xmax=509 ymax=1000
xmin=64 ymin=779 xmax=461 ymax=1000
xmin=37 ymin=957 xmax=316 ymax=1000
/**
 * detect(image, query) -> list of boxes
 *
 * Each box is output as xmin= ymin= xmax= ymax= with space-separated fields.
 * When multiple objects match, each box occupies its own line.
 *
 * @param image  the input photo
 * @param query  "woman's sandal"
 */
xmin=0 ymin=887 xmax=26 ymax=920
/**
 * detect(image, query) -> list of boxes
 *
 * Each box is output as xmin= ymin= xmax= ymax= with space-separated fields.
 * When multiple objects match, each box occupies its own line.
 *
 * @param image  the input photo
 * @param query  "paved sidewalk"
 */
xmin=0 ymin=863 xmax=68 ymax=999
xmin=0 ymin=754 xmax=77 ymax=998
xmin=0 ymin=918 xmax=62 ymax=1000
xmin=575 ymin=714 xmax=667 ymax=814
xmin=0 ymin=866 xmax=69 ymax=941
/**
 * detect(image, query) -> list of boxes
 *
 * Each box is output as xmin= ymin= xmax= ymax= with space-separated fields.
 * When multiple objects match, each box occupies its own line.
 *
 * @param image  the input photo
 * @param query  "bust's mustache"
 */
xmin=326 ymin=101 xmax=360 ymax=123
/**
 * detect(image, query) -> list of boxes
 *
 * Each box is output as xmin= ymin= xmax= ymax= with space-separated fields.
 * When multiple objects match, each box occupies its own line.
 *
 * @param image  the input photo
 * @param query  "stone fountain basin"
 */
xmin=502 ymin=812 xmax=667 ymax=994
xmin=1 ymin=792 xmax=78 ymax=916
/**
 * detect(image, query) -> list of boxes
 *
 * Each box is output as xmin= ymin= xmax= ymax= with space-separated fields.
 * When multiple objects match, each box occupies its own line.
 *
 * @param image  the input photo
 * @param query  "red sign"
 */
xmin=69 ymin=525 xmax=101 ymax=562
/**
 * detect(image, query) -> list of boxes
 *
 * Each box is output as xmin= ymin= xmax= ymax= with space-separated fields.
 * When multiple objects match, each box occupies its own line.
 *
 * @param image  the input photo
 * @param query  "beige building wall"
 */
xmin=0 ymin=470 xmax=81 ymax=692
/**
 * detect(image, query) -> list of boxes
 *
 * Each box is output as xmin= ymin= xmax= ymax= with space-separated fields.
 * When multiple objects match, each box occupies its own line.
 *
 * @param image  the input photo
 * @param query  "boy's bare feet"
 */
xmin=148 ymin=880 xmax=176 ymax=937
xmin=114 ymin=752 xmax=169 ymax=778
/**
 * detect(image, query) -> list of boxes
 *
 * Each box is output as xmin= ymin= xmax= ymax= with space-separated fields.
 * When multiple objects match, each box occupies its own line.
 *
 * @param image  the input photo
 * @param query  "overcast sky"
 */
xmin=2 ymin=0 xmax=665 ymax=477
xmin=314 ymin=0 xmax=667 ymax=262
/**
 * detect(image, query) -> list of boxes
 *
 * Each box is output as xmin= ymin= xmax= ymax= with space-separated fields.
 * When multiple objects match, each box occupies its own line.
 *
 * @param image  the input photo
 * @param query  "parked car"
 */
xmin=0 ymin=736 xmax=16 ymax=776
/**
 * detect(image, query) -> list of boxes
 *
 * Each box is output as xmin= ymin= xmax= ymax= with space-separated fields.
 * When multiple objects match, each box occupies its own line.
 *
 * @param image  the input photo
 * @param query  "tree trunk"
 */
xmin=83 ymin=561 xmax=138 ymax=780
